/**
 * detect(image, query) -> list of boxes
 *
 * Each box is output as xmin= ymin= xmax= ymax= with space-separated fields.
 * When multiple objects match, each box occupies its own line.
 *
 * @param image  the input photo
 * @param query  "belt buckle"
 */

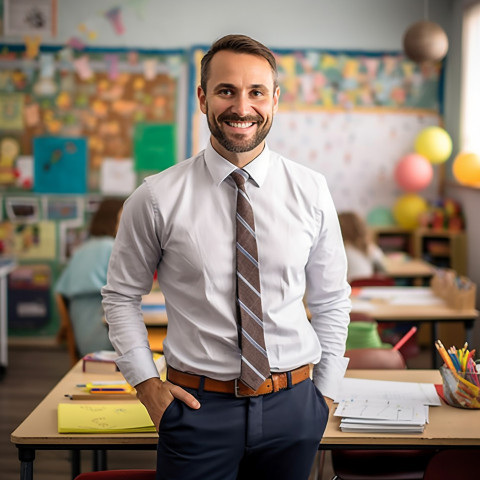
xmin=234 ymin=378 xmax=260 ymax=398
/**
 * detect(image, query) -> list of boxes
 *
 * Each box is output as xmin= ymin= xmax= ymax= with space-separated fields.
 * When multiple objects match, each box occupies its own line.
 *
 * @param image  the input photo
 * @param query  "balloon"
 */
xmin=414 ymin=126 xmax=452 ymax=164
xmin=366 ymin=206 xmax=395 ymax=227
xmin=393 ymin=194 xmax=429 ymax=229
xmin=403 ymin=20 xmax=449 ymax=63
xmin=452 ymin=152 xmax=480 ymax=187
xmin=394 ymin=153 xmax=433 ymax=192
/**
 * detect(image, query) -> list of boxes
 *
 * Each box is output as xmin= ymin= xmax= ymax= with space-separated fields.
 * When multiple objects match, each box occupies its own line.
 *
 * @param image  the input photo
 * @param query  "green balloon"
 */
xmin=366 ymin=207 xmax=395 ymax=227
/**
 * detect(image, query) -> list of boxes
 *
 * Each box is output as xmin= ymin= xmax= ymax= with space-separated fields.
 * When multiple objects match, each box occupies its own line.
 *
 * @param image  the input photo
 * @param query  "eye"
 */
xmin=252 ymin=90 xmax=263 ymax=97
xmin=218 ymin=88 xmax=233 ymax=96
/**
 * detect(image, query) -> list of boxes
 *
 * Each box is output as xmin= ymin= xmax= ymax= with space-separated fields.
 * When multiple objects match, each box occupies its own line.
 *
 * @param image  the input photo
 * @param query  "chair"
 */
xmin=349 ymin=275 xmax=396 ymax=287
xmin=345 ymin=348 xmax=405 ymax=369
xmin=330 ymin=348 xmax=435 ymax=480
xmin=422 ymin=449 xmax=478 ymax=479
xmin=74 ymin=470 xmax=156 ymax=480
xmin=55 ymin=293 xmax=80 ymax=367
xmin=349 ymin=311 xmax=375 ymax=323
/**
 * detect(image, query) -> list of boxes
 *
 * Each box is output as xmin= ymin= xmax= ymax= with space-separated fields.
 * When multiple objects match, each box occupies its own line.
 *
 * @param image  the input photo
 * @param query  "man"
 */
xmin=102 ymin=34 xmax=350 ymax=480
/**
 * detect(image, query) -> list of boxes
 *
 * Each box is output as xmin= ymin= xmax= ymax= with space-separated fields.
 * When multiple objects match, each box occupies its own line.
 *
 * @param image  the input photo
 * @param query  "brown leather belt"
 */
xmin=167 ymin=365 xmax=310 ymax=397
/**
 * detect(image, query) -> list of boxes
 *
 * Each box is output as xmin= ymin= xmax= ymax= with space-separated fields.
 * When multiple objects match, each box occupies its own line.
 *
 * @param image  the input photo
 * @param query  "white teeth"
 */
xmin=227 ymin=122 xmax=253 ymax=128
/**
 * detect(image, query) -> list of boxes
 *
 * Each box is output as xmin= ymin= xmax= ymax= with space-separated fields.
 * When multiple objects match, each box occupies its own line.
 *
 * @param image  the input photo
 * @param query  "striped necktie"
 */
xmin=230 ymin=169 xmax=270 ymax=391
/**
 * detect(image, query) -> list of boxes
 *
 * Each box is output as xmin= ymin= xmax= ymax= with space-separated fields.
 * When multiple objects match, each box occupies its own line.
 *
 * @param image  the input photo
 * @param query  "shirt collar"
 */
xmin=204 ymin=140 xmax=271 ymax=188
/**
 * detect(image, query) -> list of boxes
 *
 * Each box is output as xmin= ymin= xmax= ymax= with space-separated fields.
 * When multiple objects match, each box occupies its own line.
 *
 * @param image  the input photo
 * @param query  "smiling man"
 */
xmin=102 ymin=34 xmax=351 ymax=480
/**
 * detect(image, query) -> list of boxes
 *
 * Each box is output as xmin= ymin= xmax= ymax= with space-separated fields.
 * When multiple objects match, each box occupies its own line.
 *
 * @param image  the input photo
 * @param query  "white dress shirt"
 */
xmin=102 ymin=142 xmax=351 ymax=400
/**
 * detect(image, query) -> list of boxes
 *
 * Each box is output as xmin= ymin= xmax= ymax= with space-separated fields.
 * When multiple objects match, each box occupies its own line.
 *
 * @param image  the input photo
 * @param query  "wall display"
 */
xmin=5 ymin=196 xmax=40 ymax=223
xmin=3 ymin=0 xmax=57 ymax=37
xmin=189 ymin=47 xmax=444 ymax=216
xmin=0 ymin=44 xmax=185 ymax=193
xmin=12 ymin=220 xmax=56 ymax=260
xmin=33 ymin=137 xmax=88 ymax=194
xmin=42 ymin=196 xmax=84 ymax=221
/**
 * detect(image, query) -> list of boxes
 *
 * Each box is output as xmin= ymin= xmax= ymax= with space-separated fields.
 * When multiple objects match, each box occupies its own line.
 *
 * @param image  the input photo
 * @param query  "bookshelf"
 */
xmin=372 ymin=227 xmax=468 ymax=347
xmin=371 ymin=227 xmax=414 ymax=256
xmin=372 ymin=227 xmax=467 ymax=276
xmin=413 ymin=229 xmax=467 ymax=276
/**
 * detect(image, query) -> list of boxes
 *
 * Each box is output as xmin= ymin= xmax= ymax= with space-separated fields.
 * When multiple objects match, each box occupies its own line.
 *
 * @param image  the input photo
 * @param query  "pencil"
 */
xmin=392 ymin=326 xmax=417 ymax=351
xmin=435 ymin=340 xmax=456 ymax=372
xmin=65 ymin=393 xmax=136 ymax=400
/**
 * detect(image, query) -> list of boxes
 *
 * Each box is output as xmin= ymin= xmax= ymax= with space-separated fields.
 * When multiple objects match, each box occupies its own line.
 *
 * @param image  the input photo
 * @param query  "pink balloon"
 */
xmin=394 ymin=153 xmax=433 ymax=192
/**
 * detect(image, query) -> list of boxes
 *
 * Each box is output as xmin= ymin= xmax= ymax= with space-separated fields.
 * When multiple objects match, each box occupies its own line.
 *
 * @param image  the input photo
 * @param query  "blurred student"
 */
xmin=338 ymin=211 xmax=385 ymax=282
xmin=55 ymin=198 xmax=124 ymax=356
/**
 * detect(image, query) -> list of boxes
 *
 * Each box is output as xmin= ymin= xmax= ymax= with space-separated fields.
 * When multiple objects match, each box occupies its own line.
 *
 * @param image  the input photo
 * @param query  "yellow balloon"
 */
xmin=453 ymin=152 xmax=480 ymax=187
xmin=414 ymin=126 xmax=452 ymax=164
xmin=393 ymin=194 xmax=429 ymax=229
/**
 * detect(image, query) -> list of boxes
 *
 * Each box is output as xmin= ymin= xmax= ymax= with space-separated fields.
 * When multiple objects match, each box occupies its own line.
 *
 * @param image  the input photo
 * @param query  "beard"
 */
xmin=206 ymin=107 xmax=273 ymax=153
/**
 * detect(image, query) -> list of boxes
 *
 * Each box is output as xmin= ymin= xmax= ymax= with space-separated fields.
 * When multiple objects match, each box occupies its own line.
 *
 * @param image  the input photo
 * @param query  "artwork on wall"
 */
xmin=133 ymin=123 xmax=176 ymax=172
xmin=42 ymin=196 xmax=84 ymax=221
xmin=189 ymin=47 xmax=444 ymax=217
xmin=5 ymin=197 xmax=40 ymax=223
xmin=3 ymin=0 xmax=58 ymax=37
xmin=12 ymin=221 xmax=56 ymax=260
xmin=0 ymin=45 xmax=185 ymax=193
xmin=33 ymin=137 xmax=88 ymax=194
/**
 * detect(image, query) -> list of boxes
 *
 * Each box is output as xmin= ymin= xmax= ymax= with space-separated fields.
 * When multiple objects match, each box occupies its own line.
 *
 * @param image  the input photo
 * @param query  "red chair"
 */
xmin=349 ymin=311 xmax=375 ymax=323
xmin=330 ymin=348 xmax=434 ymax=480
xmin=422 ymin=449 xmax=478 ymax=479
xmin=345 ymin=348 xmax=406 ymax=369
xmin=74 ymin=470 xmax=156 ymax=480
xmin=349 ymin=275 xmax=395 ymax=287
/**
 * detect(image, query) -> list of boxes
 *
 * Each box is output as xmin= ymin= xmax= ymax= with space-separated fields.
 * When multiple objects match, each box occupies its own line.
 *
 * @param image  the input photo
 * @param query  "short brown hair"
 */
xmin=200 ymin=34 xmax=278 ymax=94
xmin=89 ymin=198 xmax=124 ymax=237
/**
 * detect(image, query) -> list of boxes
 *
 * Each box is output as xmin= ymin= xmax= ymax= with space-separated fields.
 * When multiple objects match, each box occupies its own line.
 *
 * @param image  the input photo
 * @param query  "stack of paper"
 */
xmin=334 ymin=377 xmax=441 ymax=433
xmin=58 ymin=403 xmax=156 ymax=433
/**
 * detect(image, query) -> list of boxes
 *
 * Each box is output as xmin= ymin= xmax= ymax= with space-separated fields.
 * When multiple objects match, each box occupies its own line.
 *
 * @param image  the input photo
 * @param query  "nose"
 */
xmin=231 ymin=91 xmax=250 ymax=118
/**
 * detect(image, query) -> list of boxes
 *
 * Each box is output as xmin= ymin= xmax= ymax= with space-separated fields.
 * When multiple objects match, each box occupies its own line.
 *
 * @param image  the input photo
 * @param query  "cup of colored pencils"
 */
xmin=436 ymin=340 xmax=480 ymax=409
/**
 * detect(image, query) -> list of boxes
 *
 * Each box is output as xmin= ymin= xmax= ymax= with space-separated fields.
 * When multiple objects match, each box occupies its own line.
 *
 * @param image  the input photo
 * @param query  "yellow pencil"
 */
xmin=435 ymin=340 xmax=456 ymax=372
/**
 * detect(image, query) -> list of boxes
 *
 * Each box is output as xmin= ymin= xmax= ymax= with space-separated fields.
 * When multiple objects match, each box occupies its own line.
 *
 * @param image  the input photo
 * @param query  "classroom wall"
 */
xmin=3 ymin=0 xmax=479 ymax=343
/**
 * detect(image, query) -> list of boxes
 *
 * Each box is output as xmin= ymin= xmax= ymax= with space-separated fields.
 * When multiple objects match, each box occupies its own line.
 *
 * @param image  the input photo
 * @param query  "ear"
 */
xmin=272 ymin=86 xmax=280 ymax=114
xmin=198 ymin=85 xmax=207 ymax=114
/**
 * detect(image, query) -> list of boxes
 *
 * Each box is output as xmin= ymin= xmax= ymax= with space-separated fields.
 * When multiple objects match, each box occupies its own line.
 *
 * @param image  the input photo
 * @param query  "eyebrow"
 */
xmin=213 ymin=82 xmax=269 ymax=91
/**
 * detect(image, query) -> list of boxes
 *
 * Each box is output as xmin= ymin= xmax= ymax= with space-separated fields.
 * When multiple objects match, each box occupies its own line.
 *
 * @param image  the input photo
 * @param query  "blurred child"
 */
xmin=338 ymin=211 xmax=385 ymax=282
xmin=55 ymin=198 xmax=124 ymax=356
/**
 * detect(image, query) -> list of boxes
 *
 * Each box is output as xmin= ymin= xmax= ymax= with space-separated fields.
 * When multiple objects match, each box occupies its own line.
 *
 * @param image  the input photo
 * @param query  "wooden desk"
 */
xmin=383 ymin=256 xmax=434 ymax=283
xmin=12 ymin=365 xmax=479 ymax=480
xmin=323 ymin=369 xmax=480 ymax=448
xmin=11 ymin=361 xmax=157 ymax=480
xmin=351 ymin=287 xmax=478 ymax=368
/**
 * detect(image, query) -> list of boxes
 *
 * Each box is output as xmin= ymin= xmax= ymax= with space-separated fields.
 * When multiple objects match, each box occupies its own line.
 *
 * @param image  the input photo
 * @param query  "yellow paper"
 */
xmin=58 ymin=403 xmax=156 ymax=433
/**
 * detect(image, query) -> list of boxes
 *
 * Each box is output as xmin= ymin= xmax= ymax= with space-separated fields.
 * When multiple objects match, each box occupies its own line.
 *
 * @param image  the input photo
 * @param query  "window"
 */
xmin=460 ymin=2 xmax=480 ymax=153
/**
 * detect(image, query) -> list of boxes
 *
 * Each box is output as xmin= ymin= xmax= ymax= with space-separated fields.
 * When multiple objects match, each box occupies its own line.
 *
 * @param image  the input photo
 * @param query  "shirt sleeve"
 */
xmin=101 ymin=182 xmax=163 ymax=387
xmin=305 ymin=177 xmax=351 ymax=400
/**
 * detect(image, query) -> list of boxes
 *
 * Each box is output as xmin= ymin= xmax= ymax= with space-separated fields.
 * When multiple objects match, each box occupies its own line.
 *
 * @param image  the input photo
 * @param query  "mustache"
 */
xmin=217 ymin=112 xmax=263 ymax=123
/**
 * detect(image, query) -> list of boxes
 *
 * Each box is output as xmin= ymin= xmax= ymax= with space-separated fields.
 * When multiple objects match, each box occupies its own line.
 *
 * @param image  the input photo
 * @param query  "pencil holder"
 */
xmin=439 ymin=365 xmax=480 ymax=409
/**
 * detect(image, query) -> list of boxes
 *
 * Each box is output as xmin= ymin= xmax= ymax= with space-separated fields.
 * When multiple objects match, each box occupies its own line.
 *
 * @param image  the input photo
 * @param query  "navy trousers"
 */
xmin=156 ymin=376 xmax=329 ymax=480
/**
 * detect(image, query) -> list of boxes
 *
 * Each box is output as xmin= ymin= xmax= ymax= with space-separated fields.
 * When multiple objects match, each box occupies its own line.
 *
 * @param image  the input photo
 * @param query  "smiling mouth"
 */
xmin=225 ymin=121 xmax=255 ymax=129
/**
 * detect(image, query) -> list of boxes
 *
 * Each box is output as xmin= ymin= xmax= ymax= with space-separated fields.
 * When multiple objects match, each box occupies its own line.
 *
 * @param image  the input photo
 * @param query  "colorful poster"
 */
xmin=0 ymin=94 xmax=24 ymax=130
xmin=100 ymin=158 xmax=136 ymax=195
xmin=33 ymin=137 xmax=88 ymax=194
xmin=13 ymin=221 xmax=56 ymax=260
xmin=133 ymin=123 xmax=176 ymax=172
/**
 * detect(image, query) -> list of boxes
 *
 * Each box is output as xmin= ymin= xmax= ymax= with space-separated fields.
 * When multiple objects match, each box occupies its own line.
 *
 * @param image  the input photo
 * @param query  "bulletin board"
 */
xmin=188 ymin=47 xmax=444 ymax=217
xmin=0 ymin=43 xmax=187 ymax=336
xmin=0 ymin=44 xmax=187 ymax=194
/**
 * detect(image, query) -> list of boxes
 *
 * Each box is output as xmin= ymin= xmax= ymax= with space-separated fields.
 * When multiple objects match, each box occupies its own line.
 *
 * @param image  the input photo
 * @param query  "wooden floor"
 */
xmin=1 ymin=343 xmax=430 ymax=480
